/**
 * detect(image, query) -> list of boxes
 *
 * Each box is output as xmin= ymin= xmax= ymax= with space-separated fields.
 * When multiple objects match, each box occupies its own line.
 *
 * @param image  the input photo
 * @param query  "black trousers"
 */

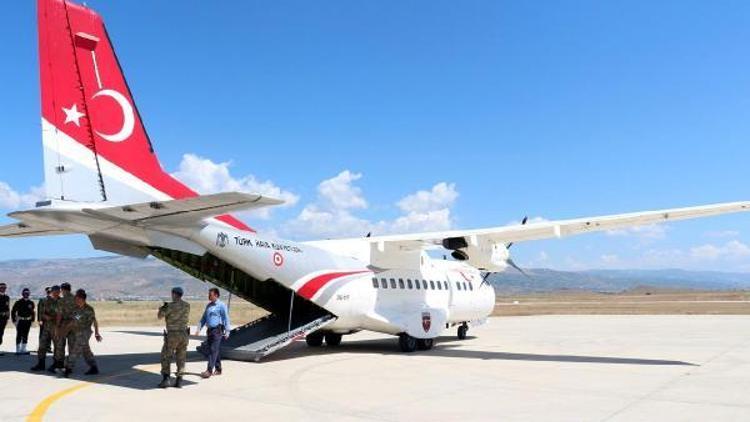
xmin=0 ymin=317 xmax=7 ymax=346
xmin=206 ymin=327 xmax=223 ymax=372
xmin=16 ymin=320 xmax=32 ymax=345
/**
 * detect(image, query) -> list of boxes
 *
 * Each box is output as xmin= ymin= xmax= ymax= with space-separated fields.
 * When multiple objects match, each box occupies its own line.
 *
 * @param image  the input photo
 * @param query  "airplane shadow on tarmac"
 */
xmin=113 ymin=331 xmax=697 ymax=367
xmin=0 ymin=350 xmax=207 ymax=391
xmin=267 ymin=336 xmax=698 ymax=366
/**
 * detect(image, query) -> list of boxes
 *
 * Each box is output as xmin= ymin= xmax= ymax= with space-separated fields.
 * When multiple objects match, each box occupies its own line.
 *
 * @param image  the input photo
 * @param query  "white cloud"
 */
xmin=690 ymin=241 xmax=750 ymax=261
xmin=704 ymin=230 xmax=740 ymax=239
xmin=283 ymin=172 xmax=459 ymax=239
xmin=606 ymin=224 xmax=668 ymax=240
xmin=600 ymin=254 xmax=620 ymax=265
xmin=0 ymin=182 xmax=44 ymax=209
xmin=171 ymin=154 xmax=298 ymax=218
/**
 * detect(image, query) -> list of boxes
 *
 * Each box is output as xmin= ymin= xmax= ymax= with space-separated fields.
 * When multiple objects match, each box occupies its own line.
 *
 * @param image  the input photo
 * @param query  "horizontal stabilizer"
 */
xmin=0 ymin=222 xmax=70 ymax=238
xmin=81 ymin=192 xmax=284 ymax=227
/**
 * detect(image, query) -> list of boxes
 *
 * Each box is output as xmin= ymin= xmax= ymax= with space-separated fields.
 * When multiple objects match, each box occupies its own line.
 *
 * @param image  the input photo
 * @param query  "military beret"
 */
xmin=171 ymin=287 xmax=184 ymax=296
xmin=51 ymin=285 xmax=61 ymax=292
xmin=22 ymin=288 xmax=30 ymax=293
xmin=60 ymin=282 xmax=72 ymax=290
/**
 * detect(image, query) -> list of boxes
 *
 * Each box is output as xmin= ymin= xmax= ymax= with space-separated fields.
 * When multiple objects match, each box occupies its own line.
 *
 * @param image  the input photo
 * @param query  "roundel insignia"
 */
xmin=273 ymin=252 xmax=284 ymax=267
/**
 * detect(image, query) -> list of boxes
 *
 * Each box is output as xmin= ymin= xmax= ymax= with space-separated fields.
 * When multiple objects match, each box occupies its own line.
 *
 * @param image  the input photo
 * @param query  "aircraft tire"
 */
xmin=416 ymin=338 xmax=434 ymax=351
xmin=324 ymin=332 xmax=342 ymax=347
xmin=306 ymin=332 xmax=324 ymax=347
xmin=398 ymin=334 xmax=418 ymax=353
xmin=457 ymin=325 xmax=468 ymax=340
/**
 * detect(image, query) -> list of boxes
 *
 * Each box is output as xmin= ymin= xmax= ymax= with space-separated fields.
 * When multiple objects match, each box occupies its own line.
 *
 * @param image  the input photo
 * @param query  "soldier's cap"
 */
xmin=171 ymin=287 xmax=184 ymax=297
xmin=75 ymin=289 xmax=87 ymax=300
xmin=45 ymin=286 xmax=51 ymax=293
xmin=51 ymin=285 xmax=61 ymax=292
xmin=22 ymin=288 xmax=30 ymax=294
xmin=60 ymin=282 xmax=72 ymax=290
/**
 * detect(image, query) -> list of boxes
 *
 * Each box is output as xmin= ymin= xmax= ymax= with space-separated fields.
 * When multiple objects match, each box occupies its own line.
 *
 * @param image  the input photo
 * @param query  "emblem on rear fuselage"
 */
xmin=216 ymin=232 xmax=229 ymax=248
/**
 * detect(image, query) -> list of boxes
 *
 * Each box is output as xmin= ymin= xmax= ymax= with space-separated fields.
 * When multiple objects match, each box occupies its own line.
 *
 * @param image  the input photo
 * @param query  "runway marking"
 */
xmin=27 ymin=382 xmax=93 ymax=422
xmin=26 ymin=364 xmax=161 ymax=422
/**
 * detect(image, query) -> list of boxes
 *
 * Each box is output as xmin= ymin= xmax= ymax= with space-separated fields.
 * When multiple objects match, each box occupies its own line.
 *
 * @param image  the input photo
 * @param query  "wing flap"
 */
xmin=0 ymin=222 xmax=70 ymax=238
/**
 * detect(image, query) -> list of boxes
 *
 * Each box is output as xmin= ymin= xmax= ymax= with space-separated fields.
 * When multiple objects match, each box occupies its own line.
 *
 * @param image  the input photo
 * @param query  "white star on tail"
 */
xmin=62 ymin=104 xmax=85 ymax=126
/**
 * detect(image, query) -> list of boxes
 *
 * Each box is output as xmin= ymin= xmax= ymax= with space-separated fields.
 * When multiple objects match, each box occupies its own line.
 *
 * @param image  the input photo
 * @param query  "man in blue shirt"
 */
xmin=196 ymin=287 xmax=230 ymax=378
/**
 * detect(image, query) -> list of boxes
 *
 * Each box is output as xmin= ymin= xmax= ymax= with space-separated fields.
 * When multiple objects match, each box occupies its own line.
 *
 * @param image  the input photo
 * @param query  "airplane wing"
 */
xmin=364 ymin=201 xmax=750 ymax=250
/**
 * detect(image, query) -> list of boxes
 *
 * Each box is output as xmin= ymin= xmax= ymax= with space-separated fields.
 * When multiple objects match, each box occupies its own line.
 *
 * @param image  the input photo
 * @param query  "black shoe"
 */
xmin=158 ymin=374 xmax=171 ymax=389
xmin=174 ymin=376 xmax=183 ymax=389
xmin=62 ymin=368 xmax=72 ymax=378
xmin=46 ymin=364 xmax=57 ymax=374
xmin=31 ymin=361 xmax=46 ymax=372
xmin=84 ymin=366 xmax=99 ymax=376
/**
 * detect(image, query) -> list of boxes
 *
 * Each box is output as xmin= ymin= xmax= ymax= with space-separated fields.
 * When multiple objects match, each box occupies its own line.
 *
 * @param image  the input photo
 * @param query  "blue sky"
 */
xmin=1 ymin=1 xmax=749 ymax=271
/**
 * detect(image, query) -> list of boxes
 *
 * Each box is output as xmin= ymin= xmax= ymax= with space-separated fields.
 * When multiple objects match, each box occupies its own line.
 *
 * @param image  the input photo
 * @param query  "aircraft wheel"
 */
xmin=457 ymin=324 xmax=468 ymax=340
xmin=306 ymin=332 xmax=324 ymax=347
xmin=324 ymin=332 xmax=342 ymax=347
xmin=398 ymin=334 xmax=418 ymax=353
xmin=416 ymin=338 xmax=434 ymax=351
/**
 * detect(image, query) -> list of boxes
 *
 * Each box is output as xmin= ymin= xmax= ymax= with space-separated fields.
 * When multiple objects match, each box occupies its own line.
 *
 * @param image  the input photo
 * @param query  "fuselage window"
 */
xmin=437 ymin=281 xmax=442 ymax=290
xmin=456 ymin=282 xmax=462 ymax=291
xmin=381 ymin=278 xmax=387 ymax=289
xmin=429 ymin=280 xmax=435 ymax=290
xmin=415 ymin=279 xmax=421 ymax=290
xmin=462 ymin=282 xmax=467 ymax=290
xmin=372 ymin=278 xmax=378 ymax=288
xmin=469 ymin=282 xmax=474 ymax=291
xmin=444 ymin=281 xmax=449 ymax=290
xmin=390 ymin=279 xmax=397 ymax=289
xmin=398 ymin=278 xmax=405 ymax=289
xmin=407 ymin=279 xmax=413 ymax=289
xmin=422 ymin=280 xmax=428 ymax=289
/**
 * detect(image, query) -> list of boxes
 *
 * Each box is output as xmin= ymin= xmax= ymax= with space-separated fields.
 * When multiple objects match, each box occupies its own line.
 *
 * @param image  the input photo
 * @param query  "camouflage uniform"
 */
xmin=37 ymin=297 xmax=58 ymax=361
xmin=55 ymin=294 xmax=77 ymax=364
xmin=65 ymin=304 xmax=97 ymax=371
xmin=159 ymin=300 xmax=190 ymax=376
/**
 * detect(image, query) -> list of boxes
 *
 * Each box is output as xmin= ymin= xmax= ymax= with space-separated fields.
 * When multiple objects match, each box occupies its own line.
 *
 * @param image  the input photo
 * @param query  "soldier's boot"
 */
xmin=62 ymin=368 xmax=72 ymax=378
xmin=30 ymin=358 xmax=46 ymax=371
xmin=85 ymin=365 xmax=99 ymax=376
xmin=15 ymin=344 xmax=21 ymax=355
xmin=174 ymin=376 xmax=183 ymax=389
xmin=158 ymin=374 xmax=171 ymax=389
xmin=46 ymin=361 xmax=58 ymax=373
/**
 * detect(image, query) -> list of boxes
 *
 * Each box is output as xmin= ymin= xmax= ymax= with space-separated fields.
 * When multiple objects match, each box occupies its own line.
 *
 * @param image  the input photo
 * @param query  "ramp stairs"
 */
xmin=151 ymin=248 xmax=334 ymax=361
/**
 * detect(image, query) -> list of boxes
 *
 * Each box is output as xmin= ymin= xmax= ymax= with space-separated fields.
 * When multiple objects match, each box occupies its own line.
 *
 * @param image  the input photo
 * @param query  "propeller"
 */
xmin=506 ymin=215 xmax=529 ymax=250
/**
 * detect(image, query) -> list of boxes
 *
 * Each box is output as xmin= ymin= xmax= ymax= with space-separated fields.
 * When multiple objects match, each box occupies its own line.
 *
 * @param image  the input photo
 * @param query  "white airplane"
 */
xmin=2 ymin=0 xmax=749 ymax=359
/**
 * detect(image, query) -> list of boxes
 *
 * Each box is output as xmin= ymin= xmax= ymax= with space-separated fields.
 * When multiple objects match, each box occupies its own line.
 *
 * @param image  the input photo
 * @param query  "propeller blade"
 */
xmin=507 ymin=258 xmax=533 ymax=281
xmin=507 ymin=216 xmax=529 ymax=250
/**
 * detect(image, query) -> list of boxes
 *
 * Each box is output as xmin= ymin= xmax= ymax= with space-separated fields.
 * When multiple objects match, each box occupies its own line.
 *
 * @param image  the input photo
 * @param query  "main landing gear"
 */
xmin=398 ymin=334 xmax=434 ymax=352
xmin=457 ymin=323 xmax=469 ymax=340
xmin=305 ymin=331 xmax=343 ymax=347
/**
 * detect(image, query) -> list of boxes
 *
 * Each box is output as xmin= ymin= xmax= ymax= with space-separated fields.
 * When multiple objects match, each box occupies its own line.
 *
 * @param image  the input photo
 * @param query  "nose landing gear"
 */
xmin=457 ymin=323 xmax=468 ymax=340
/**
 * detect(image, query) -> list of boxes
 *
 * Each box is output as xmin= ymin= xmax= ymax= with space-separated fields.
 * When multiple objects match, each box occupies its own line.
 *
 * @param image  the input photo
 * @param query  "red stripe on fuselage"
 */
xmin=297 ymin=270 xmax=371 ymax=300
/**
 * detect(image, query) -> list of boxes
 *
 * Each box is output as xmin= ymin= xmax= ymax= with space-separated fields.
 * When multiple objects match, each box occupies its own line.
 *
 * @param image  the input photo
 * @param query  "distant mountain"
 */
xmin=0 ymin=256 xmax=748 ymax=299
xmin=490 ymin=268 xmax=750 ymax=294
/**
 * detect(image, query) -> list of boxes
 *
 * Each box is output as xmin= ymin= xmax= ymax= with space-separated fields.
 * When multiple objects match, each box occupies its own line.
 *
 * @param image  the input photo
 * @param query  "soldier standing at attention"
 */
xmin=158 ymin=287 xmax=190 ymax=389
xmin=11 ymin=288 xmax=35 ymax=355
xmin=63 ymin=289 xmax=101 ymax=377
xmin=31 ymin=285 xmax=60 ymax=372
xmin=37 ymin=287 xmax=52 ymax=354
xmin=0 ymin=283 xmax=9 ymax=356
xmin=54 ymin=282 xmax=76 ymax=371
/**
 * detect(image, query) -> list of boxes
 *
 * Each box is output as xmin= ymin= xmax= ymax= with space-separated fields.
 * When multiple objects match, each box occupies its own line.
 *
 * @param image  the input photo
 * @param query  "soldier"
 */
xmin=157 ymin=287 xmax=190 ymax=388
xmin=63 ymin=289 xmax=101 ymax=377
xmin=54 ymin=282 xmax=76 ymax=371
xmin=0 ymin=282 xmax=8 ymax=356
xmin=31 ymin=285 xmax=60 ymax=372
xmin=37 ymin=287 xmax=52 ymax=354
xmin=11 ymin=288 xmax=35 ymax=355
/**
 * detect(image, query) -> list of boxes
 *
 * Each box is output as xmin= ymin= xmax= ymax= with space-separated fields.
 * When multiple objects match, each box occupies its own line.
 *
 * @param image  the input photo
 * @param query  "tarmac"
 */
xmin=1 ymin=315 xmax=749 ymax=422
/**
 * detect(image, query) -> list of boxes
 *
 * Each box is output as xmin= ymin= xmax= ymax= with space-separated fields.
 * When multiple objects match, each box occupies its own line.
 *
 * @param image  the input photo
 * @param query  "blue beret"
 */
xmin=171 ymin=287 xmax=184 ymax=296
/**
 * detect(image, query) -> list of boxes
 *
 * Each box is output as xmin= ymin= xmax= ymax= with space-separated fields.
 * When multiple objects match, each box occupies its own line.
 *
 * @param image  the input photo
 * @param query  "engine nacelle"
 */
xmin=443 ymin=237 xmax=509 ymax=271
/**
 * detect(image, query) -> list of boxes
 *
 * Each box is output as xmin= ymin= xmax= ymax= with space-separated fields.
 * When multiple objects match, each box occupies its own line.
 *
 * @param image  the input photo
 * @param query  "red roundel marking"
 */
xmin=273 ymin=252 xmax=284 ymax=267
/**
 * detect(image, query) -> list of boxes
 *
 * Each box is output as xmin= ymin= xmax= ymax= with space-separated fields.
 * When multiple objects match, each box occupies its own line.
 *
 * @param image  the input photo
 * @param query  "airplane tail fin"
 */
xmin=37 ymin=0 xmax=251 ymax=231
